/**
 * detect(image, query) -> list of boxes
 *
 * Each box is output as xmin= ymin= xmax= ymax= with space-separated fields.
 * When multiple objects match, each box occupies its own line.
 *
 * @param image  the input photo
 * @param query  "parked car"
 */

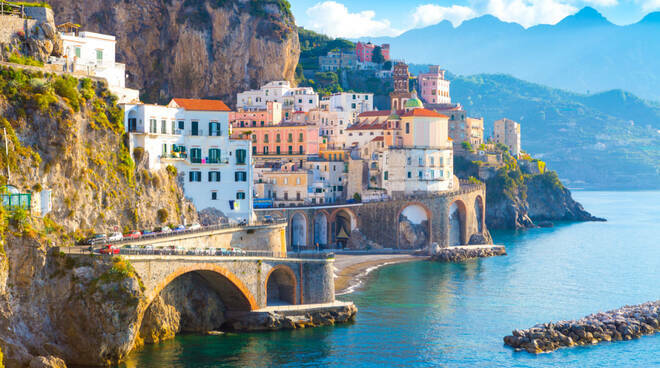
xmin=160 ymin=226 xmax=172 ymax=233
xmin=188 ymin=223 xmax=201 ymax=230
xmin=124 ymin=230 xmax=141 ymax=239
xmin=173 ymin=225 xmax=186 ymax=232
xmin=108 ymin=232 xmax=123 ymax=242
xmin=98 ymin=244 xmax=119 ymax=255
xmin=88 ymin=234 xmax=108 ymax=245
xmin=263 ymin=215 xmax=274 ymax=224
xmin=141 ymin=229 xmax=154 ymax=237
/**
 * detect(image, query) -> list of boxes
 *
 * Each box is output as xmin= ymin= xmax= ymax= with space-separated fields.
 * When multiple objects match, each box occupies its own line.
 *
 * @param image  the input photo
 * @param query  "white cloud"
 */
xmin=410 ymin=4 xmax=477 ymax=27
xmin=483 ymin=0 xmax=578 ymax=27
xmin=581 ymin=0 xmax=618 ymax=7
xmin=305 ymin=1 xmax=401 ymax=38
xmin=641 ymin=0 xmax=660 ymax=11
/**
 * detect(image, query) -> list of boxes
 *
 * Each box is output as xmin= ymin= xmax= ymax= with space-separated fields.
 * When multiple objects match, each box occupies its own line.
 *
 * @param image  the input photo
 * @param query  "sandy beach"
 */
xmin=333 ymin=254 xmax=426 ymax=294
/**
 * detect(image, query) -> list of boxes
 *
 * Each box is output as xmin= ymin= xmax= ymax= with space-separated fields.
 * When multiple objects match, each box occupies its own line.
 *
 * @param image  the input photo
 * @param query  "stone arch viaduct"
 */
xmin=256 ymin=184 xmax=487 ymax=249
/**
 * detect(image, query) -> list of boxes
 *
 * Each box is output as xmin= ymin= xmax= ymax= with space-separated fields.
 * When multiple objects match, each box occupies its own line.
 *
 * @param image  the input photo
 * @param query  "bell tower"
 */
xmin=390 ymin=62 xmax=412 ymax=111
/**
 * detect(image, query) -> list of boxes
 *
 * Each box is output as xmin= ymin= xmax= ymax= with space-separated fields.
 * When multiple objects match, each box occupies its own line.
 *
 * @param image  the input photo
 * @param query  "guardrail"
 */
xmin=60 ymin=246 xmax=334 ymax=260
xmin=81 ymin=219 xmax=287 ymax=246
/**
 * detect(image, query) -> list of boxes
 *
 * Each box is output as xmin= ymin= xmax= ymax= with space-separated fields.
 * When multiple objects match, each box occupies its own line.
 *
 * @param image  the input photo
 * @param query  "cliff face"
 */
xmin=46 ymin=0 xmax=300 ymax=105
xmin=0 ymin=66 xmax=199 ymax=366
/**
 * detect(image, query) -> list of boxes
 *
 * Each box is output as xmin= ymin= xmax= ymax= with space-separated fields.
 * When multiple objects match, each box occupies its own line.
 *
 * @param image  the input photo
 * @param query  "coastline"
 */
xmin=334 ymin=254 xmax=426 ymax=295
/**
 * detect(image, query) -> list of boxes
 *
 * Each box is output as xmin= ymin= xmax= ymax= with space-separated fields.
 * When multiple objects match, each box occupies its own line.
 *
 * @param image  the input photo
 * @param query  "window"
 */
xmin=284 ymin=192 xmax=289 ymax=200
xmin=287 ymin=133 xmax=293 ymax=143
xmin=162 ymin=144 xmax=167 ymax=156
xmin=276 ymin=146 xmax=281 ymax=154
xmin=191 ymin=121 xmax=199 ymax=136
xmin=407 ymin=171 xmax=411 ymax=179
xmin=236 ymin=192 xmax=246 ymax=200
xmin=74 ymin=46 xmax=81 ymax=58
xmin=263 ymin=146 xmax=269 ymax=154
xmin=299 ymin=133 xmax=304 ymax=142
xmin=252 ymin=134 xmax=257 ymax=143
xmin=189 ymin=171 xmax=201 ymax=182
xmin=95 ymin=49 xmax=103 ymax=62
xmin=288 ymin=146 xmax=293 ymax=155
xmin=128 ymin=118 xmax=137 ymax=132
xmin=171 ymin=120 xmax=176 ymax=134
xmin=208 ymin=148 xmax=221 ymax=164
xmin=211 ymin=192 xmax=217 ymax=200
xmin=208 ymin=171 xmax=221 ymax=182
xmin=407 ymin=157 xmax=412 ymax=165
xmin=419 ymin=157 xmax=423 ymax=166
xmin=296 ymin=192 xmax=301 ymax=200
xmin=178 ymin=120 xmax=184 ymax=130
xmin=384 ymin=171 xmax=388 ymax=180
xmin=236 ymin=149 xmax=247 ymax=164
xmin=276 ymin=133 xmax=281 ymax=143
xmin=209 ymin=122 xmax=221 ymax=136
xmin=264 ymin=134 xmax=269 ymax=143
xmin=299 ymin=145 xmax=303 ymax=154
xmin=351 ymin=103 xmax=356 ymax=109
xmin=284 ymin=178 xmax=288 ymax=185
xmin=338 ymin=185 xmax=344 ymax=191
xmin=234 ymin=171 xmax=247 ymax=182
xmin=431 ymin=157 xmax=435 ymax=166
xmin=418 ymin=171 xmax=423 ymax=178
xmin=149 ymin=119 xmax=157 ymax=133
xmin=190 ymin=148 xmax=202 ymax=163
xmin=252 ymin=146 xmax=256 ymax=155
xmin=405 ymin=123 xmax=410 ymax=134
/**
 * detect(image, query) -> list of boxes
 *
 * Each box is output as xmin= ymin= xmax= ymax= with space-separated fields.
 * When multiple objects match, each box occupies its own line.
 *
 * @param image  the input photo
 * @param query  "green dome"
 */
xmin=405 ymin=97 xmax=423 ymax=109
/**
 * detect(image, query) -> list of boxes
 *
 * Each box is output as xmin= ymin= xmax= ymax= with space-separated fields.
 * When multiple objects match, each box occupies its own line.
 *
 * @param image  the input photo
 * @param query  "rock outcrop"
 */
xmin=0 ymin=7 xmax=62 ymax=63
xmin=46 ymin=0 xmax=300 ymax=104
xmin=225 ymin=303 xmax=358 ymax=331
xmin=430 ymin=245 xmax=506 ymax=262
xmin=504 ymin=301 xmax=660 ymax=354
xmin=397 ymin=217 xmax=428 ymax=249
xmin=346 ymin=229 xmax=382 ymax=250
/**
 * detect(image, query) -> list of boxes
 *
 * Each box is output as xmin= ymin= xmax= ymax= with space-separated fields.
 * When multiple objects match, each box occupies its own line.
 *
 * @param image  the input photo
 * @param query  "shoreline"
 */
xmin=334 ymin=254 xmax=426 ymax=295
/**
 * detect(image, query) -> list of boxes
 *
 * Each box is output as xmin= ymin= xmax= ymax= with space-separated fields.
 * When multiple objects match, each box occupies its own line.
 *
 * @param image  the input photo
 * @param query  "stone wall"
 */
xmin=0 ymin=16 xmax=36 ymax=43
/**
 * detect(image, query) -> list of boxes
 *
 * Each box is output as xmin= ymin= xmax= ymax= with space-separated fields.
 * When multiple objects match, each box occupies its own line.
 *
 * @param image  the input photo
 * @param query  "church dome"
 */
xmin=404 ymin=97 xmax=423 ymax=109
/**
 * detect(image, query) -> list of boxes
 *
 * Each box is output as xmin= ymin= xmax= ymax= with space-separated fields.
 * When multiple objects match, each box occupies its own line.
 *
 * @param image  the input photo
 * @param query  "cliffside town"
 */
xmin=0 ymin=2 xmax=607 ymax=367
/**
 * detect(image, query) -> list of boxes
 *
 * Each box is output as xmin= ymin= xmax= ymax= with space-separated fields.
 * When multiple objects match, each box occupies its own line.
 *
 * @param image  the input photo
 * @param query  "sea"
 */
xmin=121 ymin=191 xmax=660 ymax=367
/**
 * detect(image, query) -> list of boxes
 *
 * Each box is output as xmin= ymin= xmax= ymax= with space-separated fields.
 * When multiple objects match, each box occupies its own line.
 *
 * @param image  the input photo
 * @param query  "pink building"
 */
xmin=418 ymin=65 xmax=451 ymax=105
xmin=232 ymin=123 xmax=319 ymax=157
xmin=356 ymin=42 xmax=390 ymax=63
xmin=229 ymin=101 xmax=282 ymax=128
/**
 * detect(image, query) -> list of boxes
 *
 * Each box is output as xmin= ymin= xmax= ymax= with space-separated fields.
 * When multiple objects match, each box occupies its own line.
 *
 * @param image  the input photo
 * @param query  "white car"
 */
xmin=160 ymin=226 xmax=172 ymax=233
xmin=188 ymin=223 xmax=201 ymax=230
xmin=108 ymin=232 xmax=123 ymax=242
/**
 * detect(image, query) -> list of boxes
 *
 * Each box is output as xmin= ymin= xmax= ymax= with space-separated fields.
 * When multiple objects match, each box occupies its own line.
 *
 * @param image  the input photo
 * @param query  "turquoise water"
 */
xmin=122 ymin=191 xmax=660 ymax=368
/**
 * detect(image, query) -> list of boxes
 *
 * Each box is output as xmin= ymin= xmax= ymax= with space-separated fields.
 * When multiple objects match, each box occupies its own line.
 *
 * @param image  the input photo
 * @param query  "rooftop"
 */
xmin=402 ymin=108 xmax=448 ymax=118
xmin=169 ymin=98 xmax=231 ymax=112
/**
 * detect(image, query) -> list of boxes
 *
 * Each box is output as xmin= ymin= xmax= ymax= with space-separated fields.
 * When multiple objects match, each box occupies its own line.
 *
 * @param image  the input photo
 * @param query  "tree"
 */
xmin=372 ymin=46 xmax=384 ymax=64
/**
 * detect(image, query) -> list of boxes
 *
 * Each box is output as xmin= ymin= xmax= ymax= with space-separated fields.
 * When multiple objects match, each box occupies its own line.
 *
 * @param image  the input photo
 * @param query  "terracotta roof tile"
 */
xmin=170 ymin=98 xmax=231 ymax=112
xmin=402 ymin=108 xmax=448 ymax=118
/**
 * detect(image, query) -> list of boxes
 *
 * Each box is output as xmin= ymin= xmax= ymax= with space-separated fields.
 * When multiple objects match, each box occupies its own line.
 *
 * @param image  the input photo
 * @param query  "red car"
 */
xmin=99 ymin=245 xmax=120 ymax=255
xmin=124 ymin=230 xmax=142 ymax=239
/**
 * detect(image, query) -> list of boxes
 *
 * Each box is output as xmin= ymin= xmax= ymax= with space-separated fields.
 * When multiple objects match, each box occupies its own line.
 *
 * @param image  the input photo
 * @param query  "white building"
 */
xmin=321 ymin=92 xmax=374 ymax=115
xmin=123 ymin=98 xmax=253 ymax=222
xmin=493 ymin=118 xmax=521 ymax=157
xmin=304 ymin=159 xmax=347 ymax=203
xmin=56 ymin=29 xmax=139 ymax=104
xmin=315 ymin=109 xmax=353 ymax=149
xmin=236 ymin=81 xmax=319 ymax=112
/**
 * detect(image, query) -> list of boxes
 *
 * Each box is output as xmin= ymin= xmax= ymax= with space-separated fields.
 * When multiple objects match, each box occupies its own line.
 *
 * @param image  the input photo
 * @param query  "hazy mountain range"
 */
xmin=444 ymin=72 xmax=660 ymax=189
xmin=362 ymin=7 xmax=660 ymax=102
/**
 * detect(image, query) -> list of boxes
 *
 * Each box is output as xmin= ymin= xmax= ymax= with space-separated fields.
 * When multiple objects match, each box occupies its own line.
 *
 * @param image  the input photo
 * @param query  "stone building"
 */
xmin=493 ymin=118 xmax=521 ymax=157
xmin=390 ymin=62 xmax=413 ymax=111
xmin=318 ymin=50 xmax=357 ymax=71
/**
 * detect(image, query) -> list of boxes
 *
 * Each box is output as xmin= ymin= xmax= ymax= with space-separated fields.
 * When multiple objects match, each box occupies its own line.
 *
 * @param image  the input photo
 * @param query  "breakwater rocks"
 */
xmin=504 ymin=301 xmax=660 ymax=353
xmin=225 ymin=302 xmax=357 ymax=332
xmin=431 ymin=245 xmax=506 ymax=262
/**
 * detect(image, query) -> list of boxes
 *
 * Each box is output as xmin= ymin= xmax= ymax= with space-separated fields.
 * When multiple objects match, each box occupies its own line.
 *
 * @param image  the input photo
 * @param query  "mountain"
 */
xmin=448 ymin=73 xmax=660 ymax=189
xmin=362 ymin=7 xmax=660 ymax=102
xmin=44 ymin=0 xmax=300 ymax=105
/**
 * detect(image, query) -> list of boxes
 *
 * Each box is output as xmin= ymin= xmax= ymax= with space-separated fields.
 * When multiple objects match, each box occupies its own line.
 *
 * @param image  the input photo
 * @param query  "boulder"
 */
xmin=29 ymin=356 xmax=67 ymax=368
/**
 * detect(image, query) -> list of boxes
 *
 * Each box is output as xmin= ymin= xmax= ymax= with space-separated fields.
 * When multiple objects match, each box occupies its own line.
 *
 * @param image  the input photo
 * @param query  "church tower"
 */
xmin=390 ymin=62 xmax=412 ymax=112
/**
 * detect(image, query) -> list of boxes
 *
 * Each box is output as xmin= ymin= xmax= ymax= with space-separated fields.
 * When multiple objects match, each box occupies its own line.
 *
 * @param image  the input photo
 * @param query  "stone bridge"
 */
xmin=125 ymin=255 xmax=335 ymax=311
xmin=257 ymin=183 xmax=487 ymax=249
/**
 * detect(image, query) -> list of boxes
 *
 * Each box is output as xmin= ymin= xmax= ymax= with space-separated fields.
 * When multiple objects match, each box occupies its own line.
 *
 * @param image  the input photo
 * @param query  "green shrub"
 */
xmin=53 ymin=76 xmax=81 ymax=111
xmin=133 ymin=147 xmax=144 ymax=163
xmin=157 ymin=208 xmax=168 ymax=223
xmin=7 ymin=53 xmax=44 ymax=67
xmin=166 ymin=165 xmax=177 ymax=177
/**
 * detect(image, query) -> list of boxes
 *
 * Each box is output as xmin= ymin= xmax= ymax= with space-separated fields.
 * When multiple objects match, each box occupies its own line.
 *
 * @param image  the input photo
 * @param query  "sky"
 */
xmin=290 ymin=0 xmax=657 ymax=38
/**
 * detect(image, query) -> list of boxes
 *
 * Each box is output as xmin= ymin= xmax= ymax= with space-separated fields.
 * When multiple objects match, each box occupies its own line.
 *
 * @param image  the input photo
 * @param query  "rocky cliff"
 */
xmin=0 ymin=65 xmax=199 ymax=367
xmin=44 ymin=0 xmax=300 ymax=105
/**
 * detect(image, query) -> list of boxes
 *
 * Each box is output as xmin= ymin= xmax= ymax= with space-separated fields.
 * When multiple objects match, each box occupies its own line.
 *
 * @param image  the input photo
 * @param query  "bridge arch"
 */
xmin=397 ymin=202 xmax=432 ymax=249
xmin=290 ymin=211 xmax=308 ymax=249
xmin=313 ymin=210 xmax=330 ymax=248
xmin=449 ymin=199 xmax=468 ymax=246
xmin=265 ymin=265 xmax=298 ymax=306
xmin=475 ymin=195 xmax=484 ymax=233
xmin=147 ymin=264 xmax=258 ymax=311
xmin=329 ymin=208 xmax=357 ymax=247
